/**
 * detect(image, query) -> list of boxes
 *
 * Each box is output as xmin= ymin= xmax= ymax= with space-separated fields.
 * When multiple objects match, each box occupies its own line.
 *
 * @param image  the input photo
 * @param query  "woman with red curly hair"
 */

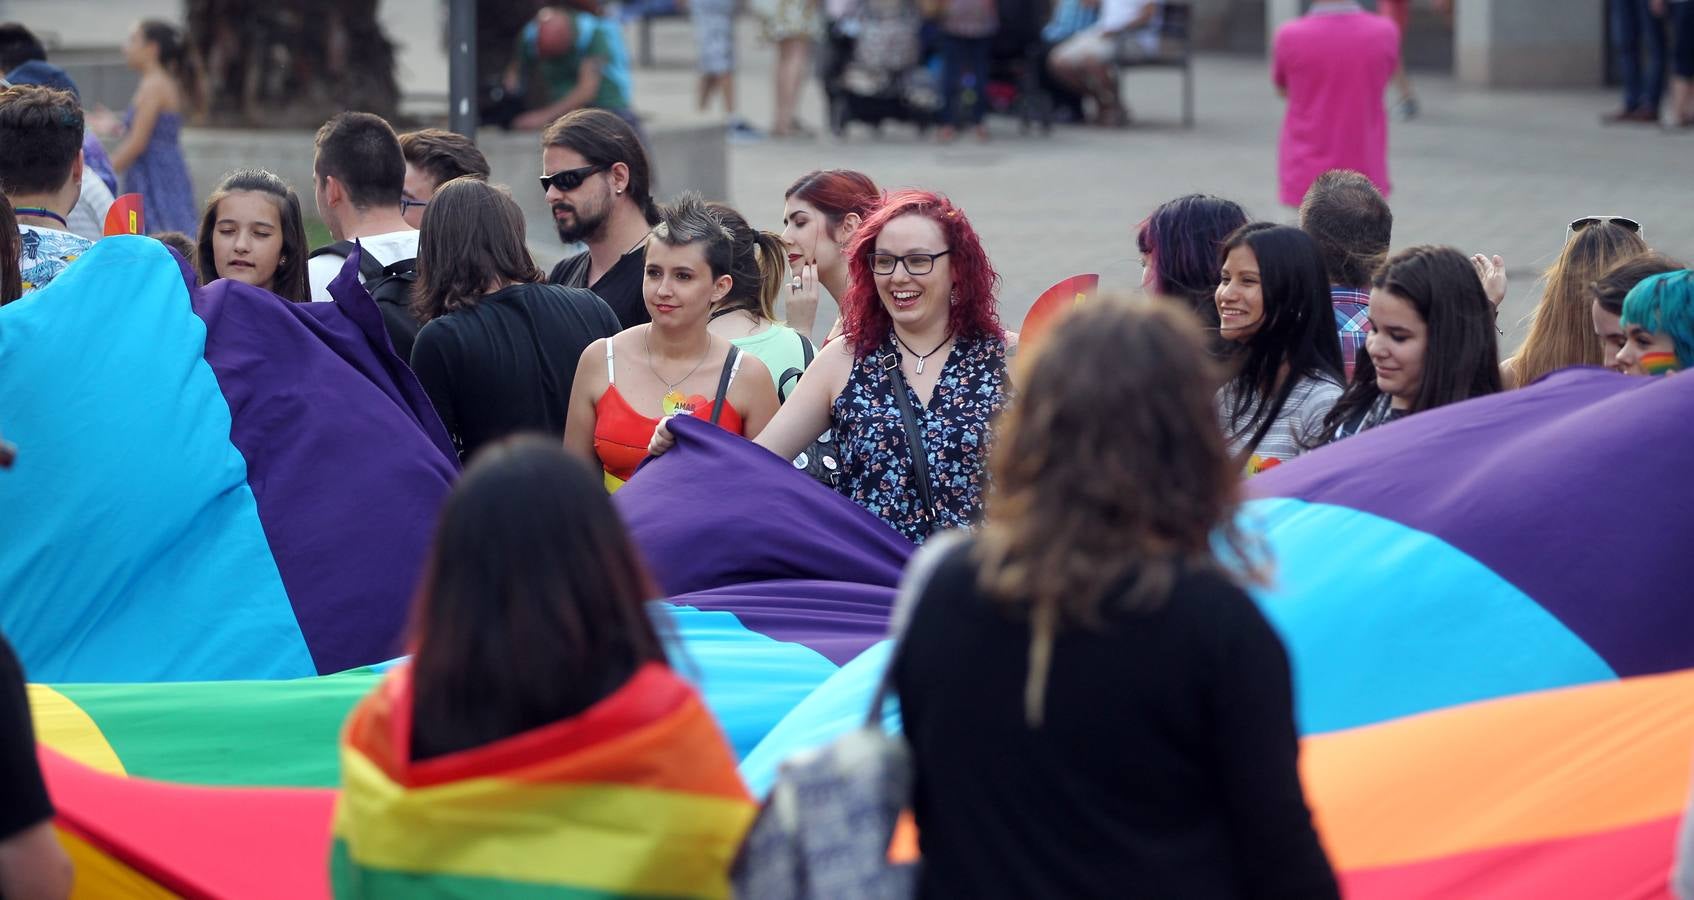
xmin=653 ymin=189 xmax=1013 ymax=543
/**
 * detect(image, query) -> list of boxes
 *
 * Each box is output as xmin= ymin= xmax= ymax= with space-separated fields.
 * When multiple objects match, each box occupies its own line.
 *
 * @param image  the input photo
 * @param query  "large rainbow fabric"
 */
xmin=0 ymin=238 xmax=457 ymax=682
xmin=331 ymin=661 xmax=755 ymax=898
xmin=18 ymin=367 xmax=1694 ymax=897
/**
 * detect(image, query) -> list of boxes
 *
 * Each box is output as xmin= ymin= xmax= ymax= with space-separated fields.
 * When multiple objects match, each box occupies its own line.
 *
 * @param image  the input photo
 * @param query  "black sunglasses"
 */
xmin=539 ymin=164 xmax=607 ymax=194
xmin=1569 ymin=215 xmax=1643 ymax=237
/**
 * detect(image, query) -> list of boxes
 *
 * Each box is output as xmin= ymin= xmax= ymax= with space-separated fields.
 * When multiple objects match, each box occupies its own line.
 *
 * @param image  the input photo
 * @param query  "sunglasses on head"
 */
xmin=539 ymin=164 xmax=607 ymax=194
xmin=1569 ymin=215 xmax=1643 ymax=237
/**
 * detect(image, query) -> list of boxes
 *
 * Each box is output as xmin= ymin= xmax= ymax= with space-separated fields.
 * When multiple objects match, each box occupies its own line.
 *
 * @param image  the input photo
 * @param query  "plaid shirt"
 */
xmin=1332 ymin=286 xmax=1370 ymax=380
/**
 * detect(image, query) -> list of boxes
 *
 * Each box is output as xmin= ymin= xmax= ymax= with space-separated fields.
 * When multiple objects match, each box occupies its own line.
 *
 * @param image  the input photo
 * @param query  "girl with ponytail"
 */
xmin=704 ymin=200 xmax=817 ymax=402
xmin=91 ymin=20 xmax=201 ymax=234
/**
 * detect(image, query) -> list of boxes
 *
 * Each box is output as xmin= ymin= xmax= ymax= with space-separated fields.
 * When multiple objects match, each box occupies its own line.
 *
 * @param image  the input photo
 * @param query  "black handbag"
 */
xmin=779 ymin=336 xmax=844 ymax=490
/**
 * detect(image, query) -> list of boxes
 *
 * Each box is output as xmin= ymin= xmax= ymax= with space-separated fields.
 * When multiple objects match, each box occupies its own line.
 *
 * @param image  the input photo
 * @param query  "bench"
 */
xmin=622 ymin=0 xmax=688 ymax=68
xmin=1115 ymin=0 xmax=1195 ymax=128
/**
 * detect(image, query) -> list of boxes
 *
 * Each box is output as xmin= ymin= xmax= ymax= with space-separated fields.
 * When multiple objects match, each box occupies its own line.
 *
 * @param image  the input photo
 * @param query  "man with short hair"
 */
xmin=1298 ymin=170 xmax=1392 ymax=379
xmin=398 ymin=128 xmax=492 ymax=229
xmin=4 ymin=60 xmax=115 ymax=241
xmin=542 ymin=108 xmax=661 ymax=329
xmin=307 ymin=111 xmax=418 ymax=302
xmin=0 ymin=85 xmax=94 ymax=294
xmin=1273 ymin=1 xmax=1398 ymax=208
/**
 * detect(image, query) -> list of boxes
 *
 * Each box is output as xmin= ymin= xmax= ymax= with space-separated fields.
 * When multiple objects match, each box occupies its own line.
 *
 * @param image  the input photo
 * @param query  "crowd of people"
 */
xmin=3 ymin=9 xmax=1694 ymax=900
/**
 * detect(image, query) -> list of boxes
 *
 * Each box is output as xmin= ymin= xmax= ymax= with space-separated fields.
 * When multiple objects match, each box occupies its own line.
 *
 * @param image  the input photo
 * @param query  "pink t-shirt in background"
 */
xmin=1272 ymin=6 xmax=1399 ymax=207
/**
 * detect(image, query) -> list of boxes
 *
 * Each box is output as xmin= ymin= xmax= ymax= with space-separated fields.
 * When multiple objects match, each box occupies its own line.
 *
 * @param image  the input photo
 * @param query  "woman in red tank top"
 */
xmin=564 ymin=195 xmax=779 ymax=490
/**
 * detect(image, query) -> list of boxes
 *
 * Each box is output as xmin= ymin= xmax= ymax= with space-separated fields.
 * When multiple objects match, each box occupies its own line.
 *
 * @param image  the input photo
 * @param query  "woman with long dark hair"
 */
xmin=333 ymin=437 xmax=754 ymax=898
xmin=1215 ymin=223 xmax=1345 ymax=474
xmin=409 ymin=178 xmax=621 ymax=461
xmin=895 ymin=298 xmax=1337 ymax=899
xmin=651 ymin=189 xmax=1013 ymax=544
xmin=1135 ymin=193 xmax=1249 ymax=328
xmin=91 ymin=20 xmax=201 ymax=235
xmin=194 ymin=169 xmax=310 ymax=302
xmin=1321 ymin=246 xmax=1502 ymax=442
xmin=780 ymin=169 xmax=881 ymax=341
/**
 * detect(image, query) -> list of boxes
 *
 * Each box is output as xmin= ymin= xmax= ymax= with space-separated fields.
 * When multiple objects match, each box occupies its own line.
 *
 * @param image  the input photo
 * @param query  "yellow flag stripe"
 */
xmin=28 ymin=686 xmax=126 ymax=776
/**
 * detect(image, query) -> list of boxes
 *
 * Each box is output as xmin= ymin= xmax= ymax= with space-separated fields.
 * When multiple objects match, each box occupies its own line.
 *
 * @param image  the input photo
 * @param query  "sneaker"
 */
xmin=1394 ymin=95 xmax=1420 ymax=121
xmin=727 ymin=119 xmax=764 ymax=143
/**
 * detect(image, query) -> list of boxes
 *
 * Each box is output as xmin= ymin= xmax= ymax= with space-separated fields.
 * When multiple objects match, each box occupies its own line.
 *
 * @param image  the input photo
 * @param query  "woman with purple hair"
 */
xmin=1136 ymin=194 xmax=1249 ymax=334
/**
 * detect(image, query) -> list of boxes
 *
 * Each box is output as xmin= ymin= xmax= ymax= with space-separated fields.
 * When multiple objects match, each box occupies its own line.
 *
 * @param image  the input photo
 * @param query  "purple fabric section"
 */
xmin=192 ymin=250 xmax=460 ymax=673
xmin=1251 ymin=367 xmax=1694 ymax=677
xmin=617 ymin=415 xmax=914 ymax=662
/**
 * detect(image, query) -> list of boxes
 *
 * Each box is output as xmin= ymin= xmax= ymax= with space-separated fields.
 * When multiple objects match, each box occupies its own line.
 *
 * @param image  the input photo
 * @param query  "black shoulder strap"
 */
xmin=709 ymin=346 xmax=741 ymax=426
xmin=776 ymin=334 xmax=816 ymax=403
xmin=309 ymin=240 xmax=386 ymax=281
xmin=884 ymin=351 xmax=937 ymax=526
xmin=381 ymin=257 xmax=418 ymax=278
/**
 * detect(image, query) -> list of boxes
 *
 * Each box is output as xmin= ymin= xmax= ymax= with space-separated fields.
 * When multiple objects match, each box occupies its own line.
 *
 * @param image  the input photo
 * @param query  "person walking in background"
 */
xmin=933 ymin=0 xmax=999 ymax=142
xmin=755 ymin=0 xmax=820 ymax=137
xmin=544 ymin=109 xmax=663 ymax=329
xmin=689 ymin=0 xmax=761 ymax=141
xmin=894 ymin=299 xmax=1339 ymax=900
xmin=1377 ymin=0 xmax=1451 ymax=120
xmin=331 ymin=438 xmax=754 ymax=899
xmin=1656 ymin=0 xmax=1694 ymax=126
xmin=410 ymin=177 xmax=620 ymax=461
xmin=1606 ymin=0 xmax=1668 ymax=124
xmin=0 ymin=86 xmax=93 ymax=296
xmin=398 ymin=129 xmax=491 ymax=230
xmin=1298 ymin=170 xmax=1392 ymax=379
xmin=1272 ymin=1 xmax=1398 ymax=208
xmin=4 ymin=61 xmax=114 ymax=242
xmin=194 ymin=169 xmax=310 ymax=301
xmin=89 ymin=20 xmax=200 ymax=236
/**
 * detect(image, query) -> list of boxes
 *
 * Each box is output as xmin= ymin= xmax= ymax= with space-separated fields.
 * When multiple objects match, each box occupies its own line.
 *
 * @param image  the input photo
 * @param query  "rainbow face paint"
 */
xmin=1640 ymin=351 xmax=1679 ymax=376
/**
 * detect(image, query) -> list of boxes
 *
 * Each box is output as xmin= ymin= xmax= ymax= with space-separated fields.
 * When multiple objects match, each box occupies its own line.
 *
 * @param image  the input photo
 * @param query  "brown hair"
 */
xmin=974 ymin=296 xmax=1260 ymax=724
xmin=0 ymin=85 xmax=83 ymax=196
xmin=541 ymin=109 xmax=659 ymax=225
xmin=1509 ymin=222 xmax=1648 ymax=387
xmin=399 ymin=128 xmax=491 ymax=191
xmin=194 ymin=169 xmax=310 ymax=301
xmin=313 ymin=111 xmax=406 ymax=211
xmin=1593 ymin=252 xmax=1687 ymax=316
xmin=411 ymin=177 xmax=545 ymax=323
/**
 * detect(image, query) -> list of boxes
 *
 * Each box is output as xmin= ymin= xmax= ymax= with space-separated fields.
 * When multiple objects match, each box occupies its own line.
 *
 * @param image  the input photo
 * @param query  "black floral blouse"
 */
xmin=830 ymin=332 xmax=1011 ymax=544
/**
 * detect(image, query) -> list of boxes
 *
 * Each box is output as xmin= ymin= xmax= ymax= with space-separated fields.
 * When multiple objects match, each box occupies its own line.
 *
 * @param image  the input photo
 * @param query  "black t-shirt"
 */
xmin=894 ymin=539 xmax=1339 ymax=900
xmin=0 ymin=635 xmax=52 ymax=841
xmin=548 ymin=243 xmax=650 ymax=330
xmin=410 ymin=282 xmax=620 ymax=461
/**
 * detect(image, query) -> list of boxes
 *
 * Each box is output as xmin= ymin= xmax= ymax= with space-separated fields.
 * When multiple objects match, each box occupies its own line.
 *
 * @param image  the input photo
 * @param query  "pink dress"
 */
xmin=1272 ymin=7 xmax=1400 ymax=207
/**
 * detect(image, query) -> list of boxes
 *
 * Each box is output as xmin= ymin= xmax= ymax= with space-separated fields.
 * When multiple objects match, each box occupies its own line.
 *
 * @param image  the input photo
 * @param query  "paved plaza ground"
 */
xmin=625 ymin=19 xmax=1691 ymax=352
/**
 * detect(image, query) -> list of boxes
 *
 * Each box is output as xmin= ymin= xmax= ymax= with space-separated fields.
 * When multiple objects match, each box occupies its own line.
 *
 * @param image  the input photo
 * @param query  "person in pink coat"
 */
xmin=1272 ymin=1 xmax=1399 ymax=209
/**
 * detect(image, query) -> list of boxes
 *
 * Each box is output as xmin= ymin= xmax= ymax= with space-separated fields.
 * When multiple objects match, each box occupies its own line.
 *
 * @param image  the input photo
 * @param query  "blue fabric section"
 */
xmin=1243 ymin=498 xmax=1617 ymax=735
xmin=657 ymin=603 xmax=843 ymax=759
xmin=0 ymin=238 xmax=314 ymax=681
xmin=739 ymin=640 xmax=903 ymax=797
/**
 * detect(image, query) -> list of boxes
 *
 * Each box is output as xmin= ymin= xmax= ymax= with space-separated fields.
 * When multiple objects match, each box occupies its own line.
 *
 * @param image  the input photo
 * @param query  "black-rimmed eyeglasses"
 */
xmin=539 ymin=164 xmax=608 ymax=194
xmin=870 ymin=250 xmax=951 ymax=276
xmin=401 ymin=198 xmax=428 ymax=214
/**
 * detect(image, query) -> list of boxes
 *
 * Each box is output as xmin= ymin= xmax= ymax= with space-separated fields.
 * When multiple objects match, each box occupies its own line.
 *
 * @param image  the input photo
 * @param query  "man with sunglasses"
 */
xmin=542 ymin=109 xmax=663 ymax=330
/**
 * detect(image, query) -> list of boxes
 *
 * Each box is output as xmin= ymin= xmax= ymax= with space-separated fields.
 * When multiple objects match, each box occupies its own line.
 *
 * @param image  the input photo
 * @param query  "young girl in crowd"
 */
xmin=194 ymin=169 xmax=309 ymax=302
xmin=94 ymin=21 xmax=200 ymax=236
xmin=702 ymin=202 xmax=814 ymax=400
xmin=1214 ymin=223 xmax=1345 ymax=474
xmin=410 ymin=178 xmax=620 ymax=462
xmin=1321 ymin=246 xmax=1502 ymax=442
xmin=781 ymin=168 xmax=881 ymax=342
xmin=1136 ymin=193 xmax=1249 ymax=330
xmin=894 ymin=298 xmax=1338 ymax=899
xmin=332 ymin=437 xmax=753 ymax=897
xmin=1592 ymin=252 xmax=1687 ymax=371
xmin=565 ymin=194 xmax=778 ymax=491
xmin=652 ymin=190 xmax=1013 ymax=544
xmin=1503 ymin=217 xmax=1647 ymax=388
xmin=1618 ymin=269 xmax=1694 ymax=375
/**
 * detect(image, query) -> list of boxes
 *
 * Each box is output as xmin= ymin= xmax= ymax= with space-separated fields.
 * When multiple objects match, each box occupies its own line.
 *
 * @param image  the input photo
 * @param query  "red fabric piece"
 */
xmin=1340 ymin=816 xmax=1678 ymax=900
xmin=39 ymin=748 xmax=334 ymax=900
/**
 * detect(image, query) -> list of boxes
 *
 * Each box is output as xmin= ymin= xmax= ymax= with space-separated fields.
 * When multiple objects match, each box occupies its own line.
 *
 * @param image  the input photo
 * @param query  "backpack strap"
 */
xmin=776 ymin=334 xmax=816 ymax=403
xmin=709 ymin=347 xmax=744 ymax=426
xmin=309 ymin=239 xmax=385 ymax=281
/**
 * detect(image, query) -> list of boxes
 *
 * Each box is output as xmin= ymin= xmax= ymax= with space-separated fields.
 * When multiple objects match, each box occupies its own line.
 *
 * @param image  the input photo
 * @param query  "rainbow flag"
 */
xmin=331 ymin=661 xmax=755 ymax=898
xmin=0 ymin=239 xmax=457 ymax=683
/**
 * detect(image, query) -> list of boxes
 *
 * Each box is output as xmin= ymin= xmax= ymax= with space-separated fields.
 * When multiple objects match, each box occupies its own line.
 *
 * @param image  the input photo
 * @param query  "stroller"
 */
xmin=820 ymin=0 xmax=940 ymax=137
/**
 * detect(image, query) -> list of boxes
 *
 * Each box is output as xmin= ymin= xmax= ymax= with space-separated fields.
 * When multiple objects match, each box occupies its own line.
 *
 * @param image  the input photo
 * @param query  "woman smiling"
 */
xmin=194 ymin=169 xmax=309 ymax=301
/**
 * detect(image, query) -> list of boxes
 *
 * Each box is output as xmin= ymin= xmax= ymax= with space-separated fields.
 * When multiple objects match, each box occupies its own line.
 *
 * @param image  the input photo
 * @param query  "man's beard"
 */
xmin=554 ymin=195 xmax=611 ymax=245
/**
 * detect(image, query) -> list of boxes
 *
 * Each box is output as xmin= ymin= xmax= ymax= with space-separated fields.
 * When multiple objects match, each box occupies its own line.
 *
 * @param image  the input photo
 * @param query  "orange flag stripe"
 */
xmin=1303 ymin=667 xmax=1694 ymax=871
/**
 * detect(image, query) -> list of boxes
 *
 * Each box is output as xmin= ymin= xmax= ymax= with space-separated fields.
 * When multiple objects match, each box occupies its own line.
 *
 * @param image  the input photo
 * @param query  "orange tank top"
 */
xmin=593 ymin=341 xmax=745 ymax=490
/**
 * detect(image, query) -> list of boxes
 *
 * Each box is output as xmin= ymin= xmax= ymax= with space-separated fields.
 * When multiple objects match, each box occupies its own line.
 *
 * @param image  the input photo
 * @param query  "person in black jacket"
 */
xmin=0 ymin=633 xmax=72 ymax=899
xmin=410 ymin=177 xmax=619 ymax=462
xmin=893 ymin=297 xmax=1338 ymax=900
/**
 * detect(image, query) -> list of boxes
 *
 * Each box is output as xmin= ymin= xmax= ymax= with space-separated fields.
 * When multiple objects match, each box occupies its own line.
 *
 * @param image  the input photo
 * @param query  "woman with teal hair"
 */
xmin=1618 ymin=269 xmax=1694 ymax=376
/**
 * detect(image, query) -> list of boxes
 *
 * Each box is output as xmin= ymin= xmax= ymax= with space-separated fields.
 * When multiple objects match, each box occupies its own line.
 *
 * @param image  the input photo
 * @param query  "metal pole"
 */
xmin=447 ymin=0 xmax=478 ymax=138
